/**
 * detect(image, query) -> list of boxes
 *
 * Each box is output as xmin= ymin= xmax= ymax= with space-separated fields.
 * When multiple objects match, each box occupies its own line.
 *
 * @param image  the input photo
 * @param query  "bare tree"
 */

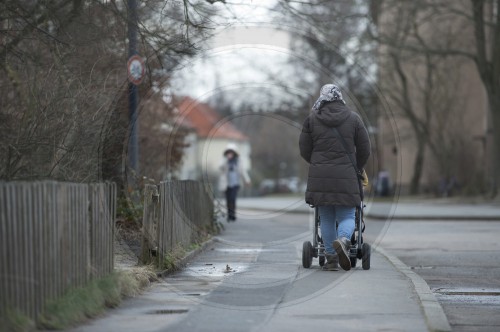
xmin=138 ymin=91 xmax=189 ymax=182
xmin=375 ymin=1 xmax=472 ymax=194
xmin=1 ymin=1 xmax=126 ymax=181
xmin=277 ymin=0 xmax=378 ymax=114
xmin=372 ymin=0 xmax=500 ymax=195
xmin=0 ymin=0 xmax=218 ymax=183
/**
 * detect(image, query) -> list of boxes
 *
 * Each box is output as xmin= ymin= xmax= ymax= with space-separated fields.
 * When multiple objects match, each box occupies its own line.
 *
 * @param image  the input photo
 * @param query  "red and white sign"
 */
xmin=127 ymin=55 xmax=145 ymax=85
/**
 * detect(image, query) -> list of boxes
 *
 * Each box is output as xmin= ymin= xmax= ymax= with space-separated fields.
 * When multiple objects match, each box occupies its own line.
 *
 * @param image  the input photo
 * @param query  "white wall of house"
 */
xmin=178 ymin=132 xmax=199 ymax=180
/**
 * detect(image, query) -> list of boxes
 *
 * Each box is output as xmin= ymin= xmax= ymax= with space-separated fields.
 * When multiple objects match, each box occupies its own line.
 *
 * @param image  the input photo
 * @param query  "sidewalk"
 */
xmin=231 ymin=196 xmax=500 ymax=331
xmin=71 ymin=239 xmax=450 ymax=332
xmin=235 ymin=196 xmax=458 ymax=331
xmin=261 ymin=247 xmax=449 ymax=332
xmin=69 ymin=198 xmax=473 ymax=332
xmin=237 ymin=196 xmax=500 ymax=220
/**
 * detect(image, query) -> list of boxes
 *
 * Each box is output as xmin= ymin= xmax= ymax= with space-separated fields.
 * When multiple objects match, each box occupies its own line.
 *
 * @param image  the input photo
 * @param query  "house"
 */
xmin=174 ymin=97 xmax=251 ymax=184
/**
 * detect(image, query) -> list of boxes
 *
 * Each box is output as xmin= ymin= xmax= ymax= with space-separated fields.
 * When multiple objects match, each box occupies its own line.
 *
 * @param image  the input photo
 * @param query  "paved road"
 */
xmin=71 ymin=209 xmax=431 ymax=332
xmin=236 ymin=197 xmax=500 ymax=220
xmin=236 ymin=197 xmax=500 ymax=331
xmin=379 ymin=220 xmax=500 ymax=331
xmin=159 ymin=212 xmax=425 ymax=332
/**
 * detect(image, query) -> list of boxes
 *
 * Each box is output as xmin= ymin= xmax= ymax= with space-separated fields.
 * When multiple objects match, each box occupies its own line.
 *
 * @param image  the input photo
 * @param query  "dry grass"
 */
xmin=119 ymin=265 xmax=158 ymax=297
xmin=36 ymin=266 xmax=157 ymax=330
xmin=0 ymin=308 xmax=35 ymax=332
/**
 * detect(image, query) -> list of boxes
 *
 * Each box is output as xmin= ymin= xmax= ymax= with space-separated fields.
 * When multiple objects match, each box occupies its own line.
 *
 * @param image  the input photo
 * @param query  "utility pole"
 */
xmin=127 ymin=0 xmax=139 ymax=173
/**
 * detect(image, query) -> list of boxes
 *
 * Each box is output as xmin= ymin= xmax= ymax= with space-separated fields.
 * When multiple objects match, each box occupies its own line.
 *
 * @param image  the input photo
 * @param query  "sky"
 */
xmin=169 ymin=0 xmax=315 ymax=110
xmin=168 ymin=0 xmax=377 ymax=113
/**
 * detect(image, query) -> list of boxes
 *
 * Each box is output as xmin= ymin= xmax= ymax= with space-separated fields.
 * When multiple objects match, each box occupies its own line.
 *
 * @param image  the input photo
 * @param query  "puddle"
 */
xmin=410 ymin=265 xmax=435 ymax=270
xmin=149 ymin=309 xmax=189 ymax=315
xmin=214 ymin=248 xmax=262 ymax=253
xmin=183 ymin=263 xmax=249 ymax=277
xmin=214 ymin=248 xmax=289 ymax=253
xmin=433 ymin=288 xmax=500 ymax=305
xmin=434 ymin=288 xmax=500 ymax=296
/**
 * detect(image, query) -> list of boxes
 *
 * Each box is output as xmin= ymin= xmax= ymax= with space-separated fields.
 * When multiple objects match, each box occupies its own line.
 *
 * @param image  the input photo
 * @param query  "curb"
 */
xmin=239 ymin=207 xmax=500 ymax=221
xmin=375 ymin=246 xmax=451 ymax=332
xmin=367 ymin=213 xmax=500 ymax=221
xmin=156 ymin=237 xmax=216 ymax=278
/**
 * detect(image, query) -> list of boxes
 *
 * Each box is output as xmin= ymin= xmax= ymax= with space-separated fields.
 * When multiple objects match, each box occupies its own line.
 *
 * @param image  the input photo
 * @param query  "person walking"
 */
xmin=219 ymin=143 xmax=250 ymax=222
xmin=299 ymin=84 xmax=370 ymax=271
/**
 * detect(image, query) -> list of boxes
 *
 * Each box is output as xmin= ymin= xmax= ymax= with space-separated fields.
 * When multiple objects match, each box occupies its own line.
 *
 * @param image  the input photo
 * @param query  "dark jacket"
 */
xmin=299 ymin=101 xmax=371 ymax=206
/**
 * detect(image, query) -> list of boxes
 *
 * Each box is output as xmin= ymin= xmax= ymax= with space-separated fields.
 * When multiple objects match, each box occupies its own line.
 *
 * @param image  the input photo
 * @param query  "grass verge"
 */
xmin=19 ymin=266 xmax=157 ymax=330
xmin=160 ymin=235 xmax=212 ymax=273
xmin=0 ymin=266 xmax=156 ymax=332
xmin=1 ymin=242 xmax=210 ymax=331
xmin=162 ymin=245 xmax=187 ymax=272
xmin=0 ymin=308 xmax=35 ymax=332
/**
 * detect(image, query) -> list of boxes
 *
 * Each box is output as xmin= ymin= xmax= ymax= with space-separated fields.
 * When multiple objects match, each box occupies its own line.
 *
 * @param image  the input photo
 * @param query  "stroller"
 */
xmin=301 ymin=126 xmax=371 ymax=270
xmin=301 ymin=201 xmax=371 ymax=270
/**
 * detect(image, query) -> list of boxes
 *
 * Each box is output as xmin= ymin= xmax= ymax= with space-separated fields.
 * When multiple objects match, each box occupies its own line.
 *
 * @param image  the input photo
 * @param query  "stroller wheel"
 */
xmin=350 ymin=256 xmax=357 ymax=268
xmin=362 ymin=243 xmax=371 ymax=270
xmin=302 ymin=241 xmax=313 ymax=268
xmin=319 ymin=255 xmax=325 ymax=267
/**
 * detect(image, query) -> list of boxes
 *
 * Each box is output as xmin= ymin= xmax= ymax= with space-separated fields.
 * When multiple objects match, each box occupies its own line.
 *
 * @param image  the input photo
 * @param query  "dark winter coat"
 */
xmin=299 ymin=101 xmax=371 ymax=207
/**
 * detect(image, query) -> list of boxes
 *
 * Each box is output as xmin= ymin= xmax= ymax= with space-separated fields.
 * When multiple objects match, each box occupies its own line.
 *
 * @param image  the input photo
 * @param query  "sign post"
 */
xmin=127 ymin=0 xmax=140 ymax=173
xmin=127 ymin=55 xmax=145 ymax=85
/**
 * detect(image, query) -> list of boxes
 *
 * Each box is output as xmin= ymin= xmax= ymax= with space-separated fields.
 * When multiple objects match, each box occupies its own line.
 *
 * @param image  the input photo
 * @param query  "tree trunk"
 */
xmin=489 ymin=95 xmax=500 ymax=197
xmin=410 ymin=139 xmax=426 ymax=195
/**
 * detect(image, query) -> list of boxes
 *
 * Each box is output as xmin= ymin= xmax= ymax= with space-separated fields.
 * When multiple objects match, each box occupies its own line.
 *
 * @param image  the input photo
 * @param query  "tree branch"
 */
xmin=471 ymin=0 xmax=490 ymax=84
xmin=375 ymin=32 xmax=476 ymax=60
xmin=493 ymin=0 xmax=500 ymax=83
xmin=0 ymin=0 xmax=79 ymax=67
xmin=390 ymin=51 xmax=430 ymax=139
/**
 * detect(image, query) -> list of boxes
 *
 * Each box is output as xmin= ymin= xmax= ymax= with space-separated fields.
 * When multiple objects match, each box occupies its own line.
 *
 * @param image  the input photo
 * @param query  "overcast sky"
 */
xmin=169 ymin=0 xmax=316 ymax=110
xmin=168 ymin=0 xmax=375 ymax=112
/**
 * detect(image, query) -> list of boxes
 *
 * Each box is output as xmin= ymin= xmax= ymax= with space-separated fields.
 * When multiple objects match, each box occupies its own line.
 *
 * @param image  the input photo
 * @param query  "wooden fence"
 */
xmin=0 ymin=181 xmax=116 ymax=322
xmin=142 ymin=180 xmax=214 ymax=266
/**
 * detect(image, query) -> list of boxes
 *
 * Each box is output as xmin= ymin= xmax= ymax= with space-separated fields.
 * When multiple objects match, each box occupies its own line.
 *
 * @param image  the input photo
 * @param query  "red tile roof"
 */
xmin=175 ymin=97 xmax=248 ymax=141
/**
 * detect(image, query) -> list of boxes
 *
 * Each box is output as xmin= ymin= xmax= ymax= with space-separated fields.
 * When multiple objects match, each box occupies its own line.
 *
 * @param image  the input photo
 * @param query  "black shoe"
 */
xmin=333 ymin=237 xmax=351 ymax=271
xmin=323 ymin=254 xmax=339 ymax=271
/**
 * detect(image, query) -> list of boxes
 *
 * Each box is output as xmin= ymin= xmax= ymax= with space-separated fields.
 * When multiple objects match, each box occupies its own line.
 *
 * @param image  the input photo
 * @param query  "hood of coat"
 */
xmin=223 ymin=143 xmax=239 ymax=157
xmin=313 ymin=101 xmax=351 ymax=127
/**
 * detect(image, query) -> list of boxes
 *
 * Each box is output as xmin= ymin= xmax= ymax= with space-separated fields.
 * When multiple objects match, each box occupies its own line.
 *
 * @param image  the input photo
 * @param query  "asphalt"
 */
xmin=70 ymin=230 xmax=442 ymax=332
xmin=234 ymin=196 xmax=500 ymax=331
xmin=235 ymin=196 xmax=500 ymax=331
xmin=236 ymin=196 xmax=500 ymax=221
xmin=67 ymin=196 xmax=495 ymax=332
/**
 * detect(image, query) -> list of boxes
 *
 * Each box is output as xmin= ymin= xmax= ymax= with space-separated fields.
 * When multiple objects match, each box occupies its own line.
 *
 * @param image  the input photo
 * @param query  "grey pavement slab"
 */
xmin=68 ymin=211 xmax=447 ymax=332
xmin=378 ymin=220 xmax=500 ymax=331
xmin=260 ymin=251 xmax=430 ymax=332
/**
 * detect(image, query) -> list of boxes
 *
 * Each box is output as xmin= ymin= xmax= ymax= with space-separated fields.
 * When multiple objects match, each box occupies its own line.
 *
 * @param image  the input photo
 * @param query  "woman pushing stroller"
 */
xmin=299 ymin=84 xmax=371 ymax=271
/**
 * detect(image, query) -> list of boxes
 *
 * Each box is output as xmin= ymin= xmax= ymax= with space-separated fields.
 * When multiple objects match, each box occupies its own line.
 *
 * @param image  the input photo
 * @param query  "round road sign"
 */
xmin=127 ymin=55 xmax=145 ymax=85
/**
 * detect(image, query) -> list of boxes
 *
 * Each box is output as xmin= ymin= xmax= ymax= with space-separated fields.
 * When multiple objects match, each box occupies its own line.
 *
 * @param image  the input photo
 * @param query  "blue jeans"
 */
xmin=225 ymin=185 xmax=240 ymax=220
xmin=318 ymin=205 xmax=356 ymax=255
